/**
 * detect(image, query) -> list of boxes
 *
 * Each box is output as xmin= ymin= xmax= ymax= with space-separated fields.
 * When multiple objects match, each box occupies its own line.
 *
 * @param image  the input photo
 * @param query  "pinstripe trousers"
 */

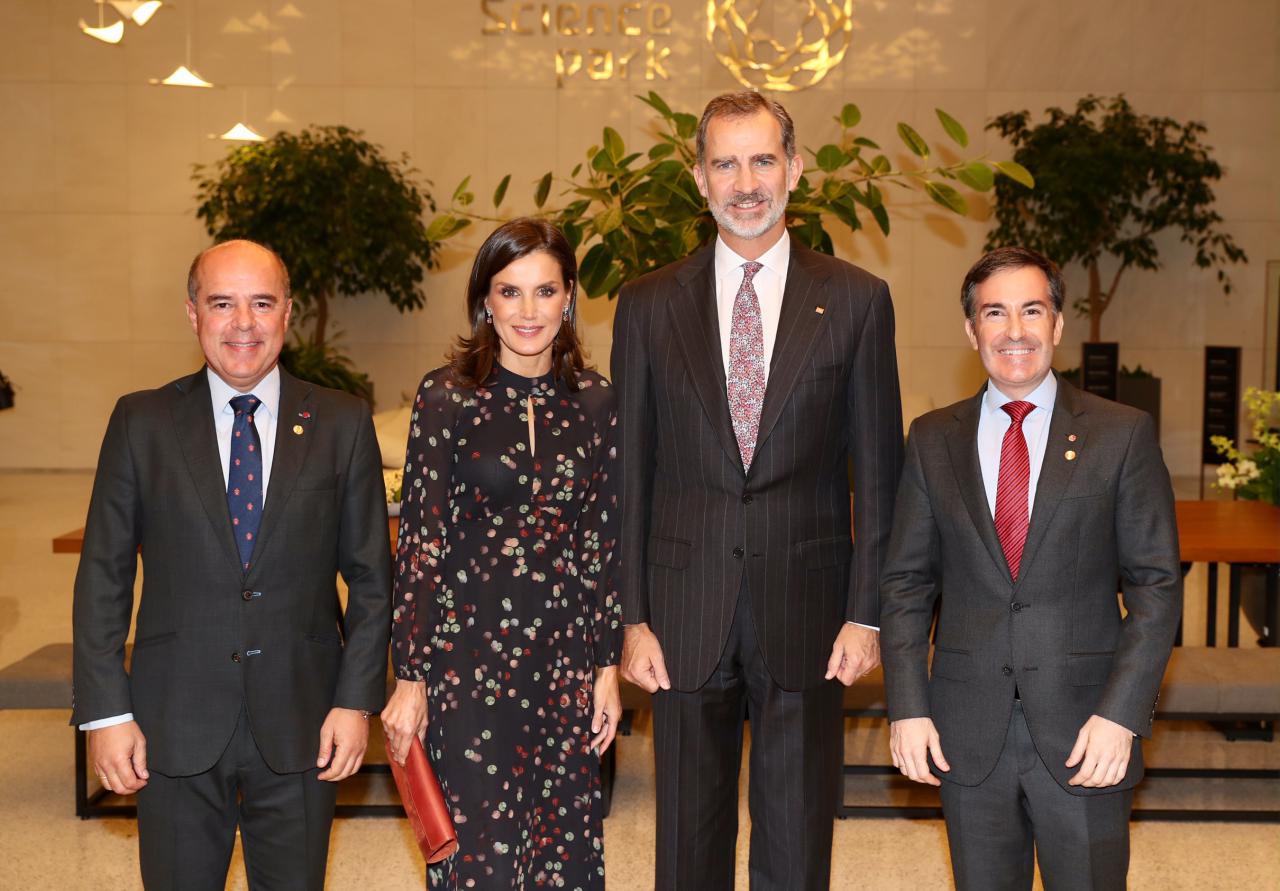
xmin=652 ymin=583 xmax=844 ymax=891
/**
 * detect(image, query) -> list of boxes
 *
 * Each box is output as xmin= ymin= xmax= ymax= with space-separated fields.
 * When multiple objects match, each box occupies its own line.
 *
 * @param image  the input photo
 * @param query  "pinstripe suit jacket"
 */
xmin=880 ymin=379 xmax=1183 ymax=793
xmin=612 ymin=240 xmax=904 ymax=692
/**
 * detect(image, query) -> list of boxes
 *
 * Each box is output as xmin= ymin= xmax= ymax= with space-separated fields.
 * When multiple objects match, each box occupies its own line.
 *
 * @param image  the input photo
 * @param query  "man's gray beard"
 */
xmin=709 ymin=194 xmax=788 ymax=241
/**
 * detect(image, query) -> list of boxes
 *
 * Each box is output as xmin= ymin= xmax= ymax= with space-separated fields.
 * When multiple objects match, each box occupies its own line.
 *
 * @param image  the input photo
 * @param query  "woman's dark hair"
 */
xmin=448 ymin=217 xmax=587 ymax=391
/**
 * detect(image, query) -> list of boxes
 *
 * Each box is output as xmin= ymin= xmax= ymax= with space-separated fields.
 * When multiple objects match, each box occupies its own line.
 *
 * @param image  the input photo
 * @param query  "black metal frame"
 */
xmin=837 ymin=709 xmax=1280 ymax=823
xmin=76 ymin=732 xmax=406 ymax=820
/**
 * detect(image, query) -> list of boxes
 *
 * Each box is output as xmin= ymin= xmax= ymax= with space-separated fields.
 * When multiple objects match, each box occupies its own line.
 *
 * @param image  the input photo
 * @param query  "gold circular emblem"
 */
xmin=706 ymin=0 xmax=854 ymax=92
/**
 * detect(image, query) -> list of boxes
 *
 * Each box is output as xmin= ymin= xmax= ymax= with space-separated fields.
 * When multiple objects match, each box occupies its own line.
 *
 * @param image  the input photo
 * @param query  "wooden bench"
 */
xmin=607 ymin=646 xmax=1280 ymax=823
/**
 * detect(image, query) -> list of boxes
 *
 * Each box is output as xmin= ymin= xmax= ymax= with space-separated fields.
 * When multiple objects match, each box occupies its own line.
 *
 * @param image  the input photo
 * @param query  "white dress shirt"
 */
xmin=79 ymin=365 xmax=283 ymax=731
xmin=977 ymin=373 xmax=1058 ymax=518
xmin=713 ymin=231 xmax=875 ymax=632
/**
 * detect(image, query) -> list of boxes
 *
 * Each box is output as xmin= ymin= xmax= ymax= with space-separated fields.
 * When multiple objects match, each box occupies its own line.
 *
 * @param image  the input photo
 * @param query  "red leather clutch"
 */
xmin=385 ymin=736 xmax=459 ymax=864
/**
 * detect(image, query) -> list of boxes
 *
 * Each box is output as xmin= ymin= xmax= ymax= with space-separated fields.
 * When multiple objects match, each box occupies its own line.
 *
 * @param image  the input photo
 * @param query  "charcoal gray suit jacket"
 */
xmin=71 ymin=367 xmax=391 ymax=776
xmin=880 ymin=376 xmax=1182 ymax=793
xmin=612 ymin=240 xmax=904 ymax=692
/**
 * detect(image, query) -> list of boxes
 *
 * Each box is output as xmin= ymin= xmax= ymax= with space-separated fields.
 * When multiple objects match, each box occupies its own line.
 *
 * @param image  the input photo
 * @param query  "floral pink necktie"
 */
xmin=728 ymin=261 xmax=765 ymax=469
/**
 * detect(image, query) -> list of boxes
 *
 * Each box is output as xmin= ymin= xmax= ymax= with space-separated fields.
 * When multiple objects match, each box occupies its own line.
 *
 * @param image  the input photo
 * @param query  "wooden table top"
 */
xmin=1174 ymin=499 xmax=1280 ymax=564
xmin=52 ymin=501 xmax=1280 ymax=565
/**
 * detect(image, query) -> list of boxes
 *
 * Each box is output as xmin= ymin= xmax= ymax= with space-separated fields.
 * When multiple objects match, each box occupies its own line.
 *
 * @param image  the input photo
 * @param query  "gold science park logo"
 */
xmin=479 ymin=0 xmax=853 ymax=91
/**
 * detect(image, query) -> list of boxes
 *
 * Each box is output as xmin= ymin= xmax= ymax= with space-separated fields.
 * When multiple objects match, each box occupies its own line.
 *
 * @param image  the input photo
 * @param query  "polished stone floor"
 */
xmin=1 ymin=471 xmax=1276 ymax=889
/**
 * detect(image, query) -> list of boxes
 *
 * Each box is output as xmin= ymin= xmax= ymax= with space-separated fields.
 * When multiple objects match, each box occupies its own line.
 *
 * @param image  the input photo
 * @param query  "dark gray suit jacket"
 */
xmin=880 ymin=377 xmax=1182 ymax=793
xmin=71 ymin=367 xmax=391 ymax=776
xmin=612 ymin=240 xmax=904 ymax=692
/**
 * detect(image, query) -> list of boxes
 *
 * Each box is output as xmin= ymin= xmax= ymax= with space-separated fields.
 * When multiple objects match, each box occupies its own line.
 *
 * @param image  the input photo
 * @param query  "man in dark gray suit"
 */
xmin=72 ymin=240 xmax=391 ymax=890
xmin=612 ymin=91 xmax=904 ymax=890
xmin=881 ymin=246 xmax=1182 ymax=890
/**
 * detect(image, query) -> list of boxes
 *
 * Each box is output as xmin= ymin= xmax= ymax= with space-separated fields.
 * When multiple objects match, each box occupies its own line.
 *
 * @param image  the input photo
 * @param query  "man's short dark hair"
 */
xmin=960 ymin=246 xmax=1064 ymax=319
xmin=696 ymin=90 xmax=796 ymax=167
xmin=187 ymin=240 xmax=292 ymax=302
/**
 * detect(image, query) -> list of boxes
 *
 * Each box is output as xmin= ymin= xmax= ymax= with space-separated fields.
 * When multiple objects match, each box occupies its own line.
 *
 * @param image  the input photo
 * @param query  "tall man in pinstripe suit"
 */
xmin=612 ymin=91 xmax=905 ymax=890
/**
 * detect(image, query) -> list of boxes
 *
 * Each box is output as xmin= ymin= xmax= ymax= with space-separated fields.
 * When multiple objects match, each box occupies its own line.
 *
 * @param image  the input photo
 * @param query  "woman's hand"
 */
xmin=381 ymin=679 xmax=428 ymax=766
xmin=589 ymin=665 xmax=622 ymax=756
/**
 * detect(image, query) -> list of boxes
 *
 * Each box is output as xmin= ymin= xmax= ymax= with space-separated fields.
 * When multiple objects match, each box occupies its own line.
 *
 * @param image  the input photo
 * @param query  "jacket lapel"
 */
xmin=945 ymin=387 xmax=1012 ymax=583
xmin=753 ymin=242 xmax=831 ymax=461
xmin=171 ymin=368 xmax=242 ymax=573
xmin=667 ymin=244 xmax=743 ymax=471
xmin=250 ymin=369 xmax=314 ymax=568
xmin=1015 ymin=377 xmax=1087 ymax=587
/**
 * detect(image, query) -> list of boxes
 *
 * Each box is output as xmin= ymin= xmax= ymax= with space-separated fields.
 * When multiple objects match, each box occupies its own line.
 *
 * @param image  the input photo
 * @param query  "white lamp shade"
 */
xmin=218 ymin=122 xmax=265 ymax=142
xmin=152 ymin=65 xmax=214 ymax=88
xmin=79 ymin=18 xmax=125 ymax=44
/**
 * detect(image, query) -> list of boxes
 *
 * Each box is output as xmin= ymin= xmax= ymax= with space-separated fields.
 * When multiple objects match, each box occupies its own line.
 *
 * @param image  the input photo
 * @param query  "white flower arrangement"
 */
xmin=383 ymin=467 xmax=404 ymax=505
xmin=1211 ymin=387 xmax=1280 ymax=505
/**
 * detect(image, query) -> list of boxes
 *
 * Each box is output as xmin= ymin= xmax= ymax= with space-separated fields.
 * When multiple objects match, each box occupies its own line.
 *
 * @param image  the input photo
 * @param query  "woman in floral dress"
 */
xmin=381 ymin=218 xmax=623 ymax=889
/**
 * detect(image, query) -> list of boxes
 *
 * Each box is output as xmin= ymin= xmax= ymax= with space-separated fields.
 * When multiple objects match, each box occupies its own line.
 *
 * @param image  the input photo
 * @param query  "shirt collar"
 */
xmin=983 ymin=371 xmax=1058 ymax=418
xmin=207 ymin=364 xmax=281 ymax=419
xmin=714 ymin=229 xmax=791 ymax=282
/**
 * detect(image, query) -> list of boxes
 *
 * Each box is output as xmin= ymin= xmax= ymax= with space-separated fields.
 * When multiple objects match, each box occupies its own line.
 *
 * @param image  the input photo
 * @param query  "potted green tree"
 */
xmin=194 ymin=125 xmax=442 ymax=403
xmin=984 ymin=95 xmax=1247 ymax=421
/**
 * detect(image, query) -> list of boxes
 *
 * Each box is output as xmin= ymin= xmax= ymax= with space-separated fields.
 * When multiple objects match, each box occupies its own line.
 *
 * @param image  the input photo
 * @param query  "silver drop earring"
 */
xmin=562 ymin=303 xmax=570 ymax=321
xmin=485 ymin=307 xmax=493 ymax=324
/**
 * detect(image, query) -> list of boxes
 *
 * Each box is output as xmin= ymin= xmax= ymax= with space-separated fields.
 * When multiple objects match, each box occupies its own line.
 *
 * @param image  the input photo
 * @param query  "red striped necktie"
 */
xmin=994 ymin=400 xmax=1035 ymax=580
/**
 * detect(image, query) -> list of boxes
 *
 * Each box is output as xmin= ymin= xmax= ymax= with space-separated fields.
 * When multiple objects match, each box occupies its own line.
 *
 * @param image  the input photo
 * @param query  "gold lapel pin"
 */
xmin=1065 ymin=450 xmax=1077 ymax=461
xmin=814 ymin=306 xmax=825 ymax=315
xmin=292 ymin=425 xmax=304 ymax=435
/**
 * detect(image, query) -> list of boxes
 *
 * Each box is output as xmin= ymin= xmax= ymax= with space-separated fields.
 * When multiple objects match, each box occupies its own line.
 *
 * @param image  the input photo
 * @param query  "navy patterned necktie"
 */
xmin=227 ymin=393 xmax=263 ymax=571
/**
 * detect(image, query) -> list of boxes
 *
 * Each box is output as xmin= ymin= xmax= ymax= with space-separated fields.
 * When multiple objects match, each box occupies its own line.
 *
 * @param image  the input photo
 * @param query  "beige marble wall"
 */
xmin=1 ymin=0 xmax=1277 ymax=473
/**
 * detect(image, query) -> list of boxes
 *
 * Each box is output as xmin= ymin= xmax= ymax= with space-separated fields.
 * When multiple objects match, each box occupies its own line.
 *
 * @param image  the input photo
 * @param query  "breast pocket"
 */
xmin=295 ymin=473 xmax=338 ymax=491
xmin=798 ymin=362 xmax=841 ymax=385
xmin=647 ymin=535 xmax=691 ymax=570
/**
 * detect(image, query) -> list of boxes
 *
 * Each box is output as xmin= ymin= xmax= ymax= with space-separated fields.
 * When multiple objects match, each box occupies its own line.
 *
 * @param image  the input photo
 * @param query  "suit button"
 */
xmin=231 ymin=652 xmax=241 ymax=663
xmin=742 ymin=494 xmax=753 ymax=504
xmin=1010 ymin=602 xmax=1022 ymax=612
xmin=732 ymin=547 xmax=744 ymax=559
xmin=1002 ymin=665 xmax=1012 ymax=676
xmin=242 ymin=589 xmax=254 ymax=601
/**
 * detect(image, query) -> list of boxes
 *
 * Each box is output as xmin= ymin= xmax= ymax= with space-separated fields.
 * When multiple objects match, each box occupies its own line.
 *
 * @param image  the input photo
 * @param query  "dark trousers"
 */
xmin=939 ymin=701 xmax=1133 ymax=891
xmin=651 ymin=586 xmax=843 ymax=891
xmin=135 ymin=705 xmax=338 ymax=891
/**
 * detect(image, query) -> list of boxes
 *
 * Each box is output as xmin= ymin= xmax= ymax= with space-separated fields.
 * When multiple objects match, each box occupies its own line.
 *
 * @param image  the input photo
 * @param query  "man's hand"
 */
xmin=621 ymin=623 xmax=670 ymax=693
xmin=89 ymin=721 xmax=149 ymax=794
xmin=1066 ymin=714 xmax=1134 ymax=788
xmin=590 ymin=665 xmax=622 ymax=756
xmin=825 ymin=623 xmax=880 ymax=685
xmin=316 ymin=707 xmax=370 ymax=781
xmin=381 ymin=679 xmax=428 ymax=766
xmin=889 ymin=717 xmax=949 ymax=786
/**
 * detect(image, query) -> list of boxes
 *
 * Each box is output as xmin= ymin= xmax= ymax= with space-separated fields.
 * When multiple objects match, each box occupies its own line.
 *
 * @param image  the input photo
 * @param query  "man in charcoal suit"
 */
xmin=612 ymin=90 xmax=904 ymax=890
xmin=71 ymin=240 xmax=391 ymax=890
xmin=880 ymin=246 xmax=1182 ymax=889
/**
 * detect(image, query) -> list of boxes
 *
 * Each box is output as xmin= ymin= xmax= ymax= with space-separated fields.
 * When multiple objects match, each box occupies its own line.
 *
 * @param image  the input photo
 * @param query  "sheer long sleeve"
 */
xmin=572 ymin=378 xmax=623 ymax=667
xmin=391 ymin=369 xmax=462 ymax=681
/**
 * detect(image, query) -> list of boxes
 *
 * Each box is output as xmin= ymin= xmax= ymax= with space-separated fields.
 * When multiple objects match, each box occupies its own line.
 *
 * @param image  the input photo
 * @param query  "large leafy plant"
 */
xmin=194 ymin=126 xmax=442 ymax=401
xmin=986 ymin=95 xmax=1246 ymax=341
xmin=428 ymin=92 xmax=1033 ymax=298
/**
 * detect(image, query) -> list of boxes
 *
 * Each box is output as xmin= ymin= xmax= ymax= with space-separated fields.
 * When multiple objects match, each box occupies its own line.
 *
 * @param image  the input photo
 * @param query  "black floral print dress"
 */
xmin=392 ymin=363 xmax=623 ymax=890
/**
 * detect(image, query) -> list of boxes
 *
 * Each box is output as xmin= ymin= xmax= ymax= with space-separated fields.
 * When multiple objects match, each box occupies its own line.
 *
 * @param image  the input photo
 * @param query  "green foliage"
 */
xmin=431 ymin=92 xmax=1032 ymax=299
xmin=193 ymin=125 xmax=441 ymax=348
xmin=279 ymin=332 xmax=374 ymax=405
xmin=985 ymin=95 xmax=1247 ymax=341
